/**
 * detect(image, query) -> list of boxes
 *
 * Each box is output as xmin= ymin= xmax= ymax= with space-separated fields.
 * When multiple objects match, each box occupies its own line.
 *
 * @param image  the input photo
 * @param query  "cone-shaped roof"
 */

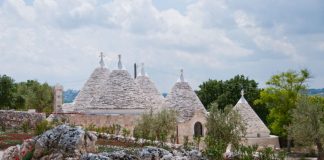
xmin=135 ymin=63 xmax=165 ymax=111
xmin=166 ymin=70 xmax=206 ymax=122
xmin=74 ymin=67 xmax=110 ymax=110
xmin=90 ymin=69 xmax=149 ymax=110
xmin=233 ymin=90 xmax=270 ymax=138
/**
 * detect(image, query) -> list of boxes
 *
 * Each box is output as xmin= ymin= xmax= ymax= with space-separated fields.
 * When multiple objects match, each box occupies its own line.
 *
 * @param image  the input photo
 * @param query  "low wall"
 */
xmin=243 ymin=135 xmax=280 ymax=149
xmin=67 ymin=113 xmax=141 ymax=132
xmin=0 ymin=110 xmax=46 ymax=129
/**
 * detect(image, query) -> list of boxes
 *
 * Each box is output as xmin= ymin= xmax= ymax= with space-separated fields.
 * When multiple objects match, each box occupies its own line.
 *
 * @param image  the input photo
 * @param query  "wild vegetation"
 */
xmin=133 ymin=109 xmax=177 ymax=143
xmin=0 ymin=74 xmax=53 ymax=115
xmin=204 ymin=103 xmax=246 ymax=159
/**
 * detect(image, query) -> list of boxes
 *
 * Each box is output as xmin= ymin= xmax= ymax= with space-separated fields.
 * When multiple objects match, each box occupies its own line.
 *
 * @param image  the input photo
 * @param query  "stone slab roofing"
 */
xmin=90 ymin=69 xmax=149 ymax=110
xmin=74 ymin=67 xmax=110 ymax=111
xmin=233 ymin=91 xmax=271 ymax=138
xmin=134 ymin=63 xmax=165 ymax=111
xmin=166 ymin=70 xmax=207 ymax=122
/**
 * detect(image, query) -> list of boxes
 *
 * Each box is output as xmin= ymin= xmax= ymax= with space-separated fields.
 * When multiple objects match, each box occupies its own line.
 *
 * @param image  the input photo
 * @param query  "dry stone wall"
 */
xmin=0 ymin=110 xmax=46 ymax=128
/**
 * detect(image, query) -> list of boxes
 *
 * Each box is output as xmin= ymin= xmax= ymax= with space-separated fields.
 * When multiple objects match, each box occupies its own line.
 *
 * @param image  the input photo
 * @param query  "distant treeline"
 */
xmin=0 ymin=75 xmax=53 ymax=114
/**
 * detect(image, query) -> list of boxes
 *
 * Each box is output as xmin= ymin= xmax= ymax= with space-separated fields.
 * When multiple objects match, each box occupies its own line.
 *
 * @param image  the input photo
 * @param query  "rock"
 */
xmin=2 ymin=146 xmax=20 ymax=160
xmin=33 ymin=124 xmax=96 ymax=159
xmin=81 ymin=153 xmax=111 ymax=160
xmin=188 ymin=150 xmax=203 ymax=160
xmin=139 ymin=146 xmax=172 ymax=160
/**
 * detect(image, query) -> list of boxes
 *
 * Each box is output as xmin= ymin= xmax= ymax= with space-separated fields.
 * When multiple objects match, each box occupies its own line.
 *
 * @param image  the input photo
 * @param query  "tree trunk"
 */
xmin=316 ymin=140 xmax=324 ymax=160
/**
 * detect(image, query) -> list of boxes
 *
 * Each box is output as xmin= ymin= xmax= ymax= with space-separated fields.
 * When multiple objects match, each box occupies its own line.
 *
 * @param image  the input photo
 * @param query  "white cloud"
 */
xmin=0 ymin=0 xmax=322 ymax=91
xmin=234 ymin=10 xmax=302 ymax=61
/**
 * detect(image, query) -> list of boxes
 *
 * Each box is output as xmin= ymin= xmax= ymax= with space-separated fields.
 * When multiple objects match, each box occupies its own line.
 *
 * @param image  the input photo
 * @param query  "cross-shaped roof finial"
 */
xmin=99 ymin=52 xmax=105 ymax=68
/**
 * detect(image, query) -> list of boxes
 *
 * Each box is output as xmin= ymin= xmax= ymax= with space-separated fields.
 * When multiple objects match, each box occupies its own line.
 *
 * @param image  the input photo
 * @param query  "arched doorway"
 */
xmin=194 ymin=122 xmax=203 ymax=137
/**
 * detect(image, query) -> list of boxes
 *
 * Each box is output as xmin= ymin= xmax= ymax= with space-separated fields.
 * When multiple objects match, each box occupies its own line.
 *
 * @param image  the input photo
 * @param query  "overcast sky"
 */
xmin=0 ymin=0 xmax=323 ymax=93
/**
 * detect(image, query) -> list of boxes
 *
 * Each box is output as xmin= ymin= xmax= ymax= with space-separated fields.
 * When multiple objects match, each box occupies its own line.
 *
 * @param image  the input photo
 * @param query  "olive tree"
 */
xmin=205 ymin=102 xmax=246 ymax=159
xmin=289 ymin=95 xmax=324 ymax=160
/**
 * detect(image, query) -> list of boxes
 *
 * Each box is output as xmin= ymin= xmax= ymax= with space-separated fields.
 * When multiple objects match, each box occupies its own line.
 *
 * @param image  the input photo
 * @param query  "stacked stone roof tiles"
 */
xmin=166 ymin=81 xmax=207 ymax=122
xmin=90 ymin=69 xmax=150 ymax=109
xmin=74 ymin=67 xmax=110 ymax=111
xmin=135 ymin=75 xmax=165 ymax=111
xmin=233 ymin=94 xmax=270 ymax=137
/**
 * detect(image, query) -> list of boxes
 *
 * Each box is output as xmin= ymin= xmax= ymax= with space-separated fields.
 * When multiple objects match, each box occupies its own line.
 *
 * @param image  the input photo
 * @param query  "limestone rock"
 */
xmin=139 ymin=146 xmax=172 ymax=160
xmin=33 ymin=125 xmax=97 ymax=159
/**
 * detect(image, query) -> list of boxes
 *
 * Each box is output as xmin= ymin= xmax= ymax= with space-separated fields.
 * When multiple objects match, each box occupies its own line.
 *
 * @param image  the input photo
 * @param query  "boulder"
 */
xmin=2 ymin=124 xmax=97 ymax=160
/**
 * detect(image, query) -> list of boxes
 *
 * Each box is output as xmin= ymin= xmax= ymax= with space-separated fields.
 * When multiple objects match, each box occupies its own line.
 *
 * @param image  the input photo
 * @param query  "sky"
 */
xmin=0 ymin=0 xmax=323 ymax=93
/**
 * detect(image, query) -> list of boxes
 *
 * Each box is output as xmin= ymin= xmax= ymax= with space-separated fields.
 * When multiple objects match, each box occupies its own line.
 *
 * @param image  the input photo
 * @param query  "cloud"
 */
xmin=0 ymin=0 xmax=323 ymax=91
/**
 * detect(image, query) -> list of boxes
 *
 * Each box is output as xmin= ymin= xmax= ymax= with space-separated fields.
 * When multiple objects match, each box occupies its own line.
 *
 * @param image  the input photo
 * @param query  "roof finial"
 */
xmin=241 ymin=89 xmax=244 ymax=97
xmin=118 ymin=54 xmax=122 ymax=69
xmin=141 ymin=63 xmax=145 ymax=76
xmin=99 ymin=52 xmax=105 ymax=68
xmin=180 ymin=69 xmax=184 ymax=82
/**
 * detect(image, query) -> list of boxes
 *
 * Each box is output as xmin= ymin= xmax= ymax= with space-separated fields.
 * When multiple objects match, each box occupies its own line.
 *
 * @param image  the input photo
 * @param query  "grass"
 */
xmin=3 ymin=139 xmax=22 ymax=145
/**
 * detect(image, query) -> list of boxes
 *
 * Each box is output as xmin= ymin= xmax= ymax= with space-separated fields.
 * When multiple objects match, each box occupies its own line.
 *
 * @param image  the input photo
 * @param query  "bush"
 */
xmin=133 ymin=109 xmax=177 ymax=142
xmin=204 ymin=103 xmax=246 ymax=159
xmin=22 ymin=121 xmax=30 ymax=133
xmin=122 ymin=128 xmax=131 ymax=138
xmin=35 ymin=120 xmax=52 ymax=135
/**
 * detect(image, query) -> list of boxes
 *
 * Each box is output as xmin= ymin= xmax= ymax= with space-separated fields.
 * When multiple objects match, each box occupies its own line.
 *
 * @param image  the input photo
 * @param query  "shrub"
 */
xmin=0 ymin=121 xmax=6 ymax=132
xmin=22 ymin=121 xmax=30 ymax=133
xmin=122 ymin=128 xmax=131 ymax=138
xmin=35 ymin=120 xmax=52 ymax=135
xmin=204 ymin=103 xmax=246 ymax=159
xmin=133 ymin=109 xmax=177 ymax=142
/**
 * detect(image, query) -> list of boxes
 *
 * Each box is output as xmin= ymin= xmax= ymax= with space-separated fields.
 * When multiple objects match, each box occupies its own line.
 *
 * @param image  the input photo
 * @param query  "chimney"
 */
xmin=134 ymin=63 xmax=137 ymax=79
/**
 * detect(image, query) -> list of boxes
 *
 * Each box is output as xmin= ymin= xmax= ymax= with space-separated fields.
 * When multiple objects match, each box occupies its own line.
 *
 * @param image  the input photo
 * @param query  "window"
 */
xmin=194 ymin=122 xmax=203 ymax=137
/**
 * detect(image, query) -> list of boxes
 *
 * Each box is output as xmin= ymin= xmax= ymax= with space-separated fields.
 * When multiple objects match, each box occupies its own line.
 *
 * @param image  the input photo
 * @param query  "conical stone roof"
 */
xmin=135 ymin=63 xmax=165 ymax=111
xmin=90 ymin=56 xmax=149 ymax=111
xmin=233 ymin=90 xmax=270 ymax=138
xmin=74 ymin=67 xmax=110 ymax=111
xmin=90 ymin=69 xmax=149 ymax=110
xmin=166 ymin=70 xmax=207 ymax=122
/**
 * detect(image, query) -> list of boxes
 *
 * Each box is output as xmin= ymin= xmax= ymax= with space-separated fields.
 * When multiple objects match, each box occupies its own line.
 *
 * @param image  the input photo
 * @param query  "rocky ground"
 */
xmin=1 ymin=125 xmax=206 ymax=160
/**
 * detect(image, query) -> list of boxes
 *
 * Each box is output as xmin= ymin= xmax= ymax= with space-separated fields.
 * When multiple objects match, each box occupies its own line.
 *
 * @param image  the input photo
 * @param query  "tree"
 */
xmin=0 ymin=75 xmax=16 ymax=109
xmin=16 ymin=80 xmax=54 ymax=113
xmin=255 ymin=69 xmax=311 ymax=137
xmin=196 ymin=75 xmax=267 ymax=123
xmin=133 ymin=109 xmax=177 ymax=142
xmin=205 ymin=103 xmax=246 ymax=159
xmin=289 ymin=95 xmax=324 ymax=160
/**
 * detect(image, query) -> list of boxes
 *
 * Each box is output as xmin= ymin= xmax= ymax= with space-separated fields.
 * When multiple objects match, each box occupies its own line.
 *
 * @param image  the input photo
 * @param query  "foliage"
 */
xmin=255 ymin=69 xmax=311 ymax=137
xmin=0 ymin=75 xmax=16 ymax=109
xmin=0 ymin=121 xmax=6 ymax=132
xmin=122 ymin=128 xmax=131 ymax=138
xmin=0 ymin=75 xmax=54 ymax=113
xmin=16 ymin=80 xmax=54 ymax=113
xmin=204 ymin=103 xmax=246 ymax=159
xmin=133 ymin=109 xmax=177 ymax=142
xmin=233 ymin=145 xmax=286 ymax=160
xmin=22 ymin=121 xmax=30 ymax=133
xmin=289 ymin=95 xmax=324 ymax=159
xmin=196 ymin=75 xmax=267 ymax=123
xmin=183 ymin=136 xmax=189 ymax=150
xmin=22 ymin=149 xmax=34 ymax=160
xmin=194 ymin=135 xmax=202 ymax=150
xmin=35 ymin=120 xmax=52 ymax=135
